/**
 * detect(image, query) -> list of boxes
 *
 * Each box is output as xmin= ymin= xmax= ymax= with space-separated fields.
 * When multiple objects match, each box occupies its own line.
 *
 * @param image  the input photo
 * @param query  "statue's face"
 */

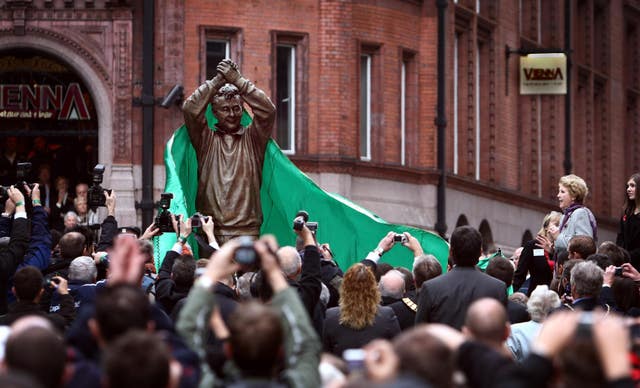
xmin=213 ymin=95 xmax=242 ymax=133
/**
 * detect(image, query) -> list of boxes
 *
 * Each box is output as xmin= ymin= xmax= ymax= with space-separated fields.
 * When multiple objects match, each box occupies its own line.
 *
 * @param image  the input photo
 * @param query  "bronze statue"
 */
xmin=183 ymin=59 xmax=276 ymax=244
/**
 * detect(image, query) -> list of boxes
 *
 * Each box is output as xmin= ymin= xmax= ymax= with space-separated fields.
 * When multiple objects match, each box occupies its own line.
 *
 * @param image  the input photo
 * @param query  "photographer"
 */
xmin=0 ymin=186 xmax=30 ymax=314
xmin=155 ymin=214 xmax=196 ymax=316
xmin=177 ymin=236 xmax=321 ymax=388
xmin=94 ymin=190 xmax=118 ymax=252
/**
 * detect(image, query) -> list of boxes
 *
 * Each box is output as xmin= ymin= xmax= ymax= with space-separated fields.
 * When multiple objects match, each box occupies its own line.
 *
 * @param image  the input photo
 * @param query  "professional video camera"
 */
xmin=0 ymin=162 xmax=34 ymax=206
xmin=154 ymin=192 xmax=174 ymax=233
xmin=292 ymin=210 xmax=318 ymax=234
xmin=87 ymin=164 xmax=112 ymax=208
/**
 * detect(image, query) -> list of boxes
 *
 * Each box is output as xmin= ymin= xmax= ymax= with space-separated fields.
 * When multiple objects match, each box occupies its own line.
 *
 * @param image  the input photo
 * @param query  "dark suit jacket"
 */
xmin=415 ymin=266 xmax=507 ymax=329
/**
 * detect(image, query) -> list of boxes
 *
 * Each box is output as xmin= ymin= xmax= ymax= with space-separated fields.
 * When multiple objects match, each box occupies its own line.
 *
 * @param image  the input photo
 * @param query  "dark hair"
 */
xmin=486 ymin=256 xmax=514 ymax=288
xmin=450 ymin=226 xmax=482 ymax=266
xmin=95 ymin=284 xmax=151 ymax=343
xmin=623 ymin=173 xmax=640 ymax=217
xmin=171 ymin=254 xmax=196 ymax=289
xmin=395 ymin=267 xmax=415 ymax=292
xmin=586 ymin=253 xmax=612 ymax=271
xmin=5 ymin=327 xmax=66 ymax=388
xmin=568 ymin=235 xmax=596 ymax=259
xmin=597 ymin=241 xmax=630 ymax=267
xmin=13 ymin=266 xmax=43 ymax=301
xmin=58 ymin=231 xmax=86 ymax=259
xmin=375 ymin=263 xmax=393 ymax=281
xmin=413 ymin=255 xmax=442 ymax=289
xmin=393 ymin=327 xmax=453 ymax=388
xmin=103 ymin=330 xmax=170 ymax=388
xmin=227 ymin=301 xmax=283 ymax=377
xmin=612 ymin=277 xmax=640 ymax=313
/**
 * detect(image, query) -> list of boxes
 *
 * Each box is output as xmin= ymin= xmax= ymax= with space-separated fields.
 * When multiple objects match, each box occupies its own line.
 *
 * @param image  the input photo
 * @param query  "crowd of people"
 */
xmin=0 ymin=167 xmax=638 ymax=388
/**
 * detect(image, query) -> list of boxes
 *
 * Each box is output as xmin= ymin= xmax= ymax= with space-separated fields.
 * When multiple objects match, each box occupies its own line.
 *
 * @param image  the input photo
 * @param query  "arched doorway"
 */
xmin=455 ymin=214 xmax=469 ymax=228
xmin=478 ymin=219 xmax=495 ymax=255
xmin=0 ymin=48 xmax=98 ymax=187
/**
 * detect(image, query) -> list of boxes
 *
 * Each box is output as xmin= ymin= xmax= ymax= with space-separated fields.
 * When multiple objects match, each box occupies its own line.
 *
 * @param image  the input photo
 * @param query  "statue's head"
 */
xmin=212 ymin=83 xmax=242 ymax=133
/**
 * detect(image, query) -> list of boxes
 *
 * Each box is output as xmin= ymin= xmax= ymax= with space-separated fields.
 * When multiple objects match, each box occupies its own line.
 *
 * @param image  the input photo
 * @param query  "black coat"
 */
xmin=617 ymin=213 xmax=640 ymax=270
xmin=415 ymin=266 xmax=507 ymax=330
xmin=387 ymin=296 xmax=417 ymax=331
xmin=0 ymin=217 xmax=30 ymax=314
xmin=322 ymin=305 xmax=400 ymax=356
xmin=513 ymin=240 xmax=553 ymax=296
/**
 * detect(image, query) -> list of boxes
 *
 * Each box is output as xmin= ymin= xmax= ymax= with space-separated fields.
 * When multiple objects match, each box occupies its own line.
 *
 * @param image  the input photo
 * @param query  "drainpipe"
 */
xmin=435 ymin=0 xmax=448 ymax=239
xmin=563 ymin=0 xmax=572 ymax=175
xmin=140 ymin=0 xmax=155 ymax=227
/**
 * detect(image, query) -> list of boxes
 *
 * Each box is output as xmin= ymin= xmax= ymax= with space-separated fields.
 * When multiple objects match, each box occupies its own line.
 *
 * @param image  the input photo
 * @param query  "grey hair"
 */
xmin=526 ymin=285 xmax=561 ymax=322
xmin=413 ymin=254 xmax=437 ymax=271
xmin=379 ymin=269 xmax=406 ymax=299
xmin=236 ymin=272 xmax=254 ymax=301
xmin=320 ymin=282 xmax=330 ymax=307
xmin=64 ymin=211 xmax=79 ymax=221
xmin=69 ymin=256 xmax=97 ymax=283
xmin=570 ymin=261 xmax=604 ymax=298
xmin=278 ymin=246 xmax=302 ymax=278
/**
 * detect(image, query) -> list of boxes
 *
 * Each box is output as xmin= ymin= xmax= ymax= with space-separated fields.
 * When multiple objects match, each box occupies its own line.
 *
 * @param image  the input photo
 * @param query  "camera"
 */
xmin=154 ymin=193 xmax=174 ymax=233
xmin=0 ymin=162 xmax=34 ymax=205
xmin=234 ymin=236 xmax=257 ymax=265
xmin=614 ymin=266 xmax=623 ymax=277
xmin=292 ymin=210 xmax=318 ymax=234
xmin=43 ymin=273 xmax=61 ymax=291
xmin=87 ymin=164 xmax=112 ymax=208
xmin=343 ymin=349 xmax=366 ymax=372
xmin=393 ymin=233 xmax=407 ymax=243
xmin=190 ymin=213 xmax=210 ymax=228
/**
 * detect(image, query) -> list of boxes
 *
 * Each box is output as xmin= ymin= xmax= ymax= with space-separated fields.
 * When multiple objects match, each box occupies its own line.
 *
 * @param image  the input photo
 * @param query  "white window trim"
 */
xmin=361 ymin=54 xmax=372 ymax=161
xmin=454 ymin=35 xmax=459 ymax=175
xmin=475 ymin=43 xmax=481 ymax=180
xmin=278 ymin=44 xmax=296 ymax=155
xmin=400 ymin=61 xmax=406 ymax=166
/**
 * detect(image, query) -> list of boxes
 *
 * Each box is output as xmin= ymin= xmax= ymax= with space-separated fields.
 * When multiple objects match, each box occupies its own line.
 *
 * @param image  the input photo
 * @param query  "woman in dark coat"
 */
xmin=322 ymin=263 xmax=400 ymax=356
xmin=617 ymin=173 xmax=640 ymax=270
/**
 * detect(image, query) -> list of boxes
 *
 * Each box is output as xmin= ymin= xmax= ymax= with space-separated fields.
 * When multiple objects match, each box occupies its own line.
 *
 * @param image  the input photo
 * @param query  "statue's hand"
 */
xmin=217 ymin=59 xmax=241 ymax=84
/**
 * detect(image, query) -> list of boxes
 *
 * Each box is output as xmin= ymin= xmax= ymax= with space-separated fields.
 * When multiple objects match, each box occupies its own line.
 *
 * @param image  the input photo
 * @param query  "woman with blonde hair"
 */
xmin=513 ymin=211 xmax=562 ymax=296
xmin=549 ymin=174 xmax=597 ymax=254
xmin=322 ymin=263 xmax=400 ymax=356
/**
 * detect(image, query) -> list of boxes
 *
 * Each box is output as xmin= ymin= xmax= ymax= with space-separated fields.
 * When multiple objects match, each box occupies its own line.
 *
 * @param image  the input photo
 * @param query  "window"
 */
xmin=206 ymin=40 xmax=229 ymax=79
xmin=360 ymin=54 xmax=371 ymax=160
xmin=400 ymin=61 xmax=406 ymax=165
xmin=200 ymin=27 xmax=241 ymax=82
xmin=275 ymin=45 xmax=296 ymax=153
xmin=453 ymin=34 xmax=459 ymax=174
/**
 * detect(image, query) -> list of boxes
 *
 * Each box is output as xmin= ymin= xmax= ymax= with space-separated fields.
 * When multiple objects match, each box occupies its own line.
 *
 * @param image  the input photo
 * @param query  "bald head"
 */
xmin=277 ymin=246 xmax=301 ymax=279
xmin=379 ymin=270 xmax=406 ymax=300
xmin=463 ymin=298 xmax=509 ymax=345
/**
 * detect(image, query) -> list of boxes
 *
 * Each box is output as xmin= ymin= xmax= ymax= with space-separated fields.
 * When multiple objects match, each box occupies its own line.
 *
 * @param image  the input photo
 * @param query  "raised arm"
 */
xmin=182 ymin=73 xmax=226 ymax=149
xmin=217 ymin=59 xmax=276 ymax=138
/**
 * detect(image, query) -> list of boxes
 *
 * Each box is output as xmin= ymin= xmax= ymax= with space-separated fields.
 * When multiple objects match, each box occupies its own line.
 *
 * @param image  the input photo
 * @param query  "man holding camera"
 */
xmin=183 ymin=59 xmax=276 ymax=244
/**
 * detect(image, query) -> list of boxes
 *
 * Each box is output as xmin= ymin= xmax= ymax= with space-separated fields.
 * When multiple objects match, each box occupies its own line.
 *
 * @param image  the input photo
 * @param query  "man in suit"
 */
xmin=415 ymin=225 xmax=507 ymax=329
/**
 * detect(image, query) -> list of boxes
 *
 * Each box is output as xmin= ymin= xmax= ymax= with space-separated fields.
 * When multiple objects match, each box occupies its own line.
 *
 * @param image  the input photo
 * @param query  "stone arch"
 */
xmin=478 ymin=219 xmax=494 ymax=255
xmin=0 ymin=31 xmax=113 ymax=184
xmin=455 ymin=214 xmax=469 ymax=228
xmin=521 ymin=230 xmax=533 ymax=246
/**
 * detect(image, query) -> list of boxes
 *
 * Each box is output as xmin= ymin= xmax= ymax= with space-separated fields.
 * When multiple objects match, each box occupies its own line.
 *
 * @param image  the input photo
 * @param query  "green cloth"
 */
xmin=156 ymin=106 xmax=449 ymax=272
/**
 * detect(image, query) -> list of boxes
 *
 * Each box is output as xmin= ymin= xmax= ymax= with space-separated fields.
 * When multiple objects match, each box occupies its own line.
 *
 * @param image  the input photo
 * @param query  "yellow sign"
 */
xmin=520 ymin=53 xmax=567 ymax=95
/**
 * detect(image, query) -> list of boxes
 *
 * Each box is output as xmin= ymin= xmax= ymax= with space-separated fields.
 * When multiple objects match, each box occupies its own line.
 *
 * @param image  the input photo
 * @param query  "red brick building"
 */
xmin=0 ymin=0 xmax=637 ymax=252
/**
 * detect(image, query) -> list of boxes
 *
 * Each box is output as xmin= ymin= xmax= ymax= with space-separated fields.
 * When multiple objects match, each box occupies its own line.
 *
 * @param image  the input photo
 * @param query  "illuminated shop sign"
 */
xmin=0 ymin=82 xmax=90 ymax=120
xmin=520 ymin=53 xmax=567 ymax=95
